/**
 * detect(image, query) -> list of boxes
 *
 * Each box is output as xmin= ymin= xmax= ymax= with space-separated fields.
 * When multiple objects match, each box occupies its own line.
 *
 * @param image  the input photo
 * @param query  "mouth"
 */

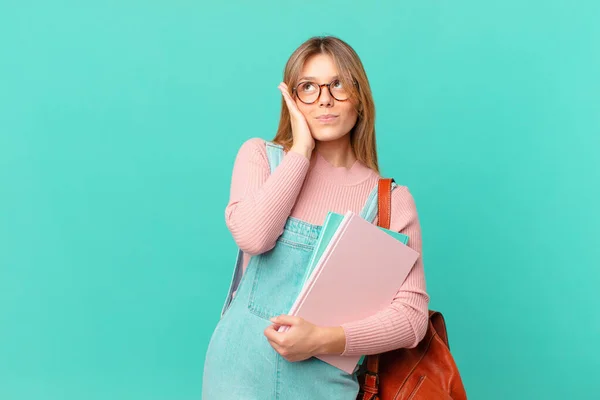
xmin=316 ymin=114 xmax=339 ymax=123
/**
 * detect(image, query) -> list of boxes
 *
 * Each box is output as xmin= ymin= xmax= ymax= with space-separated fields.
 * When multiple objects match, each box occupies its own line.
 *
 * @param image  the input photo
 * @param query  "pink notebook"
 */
xmin=279 ymin=211 xmax=420 ymax=374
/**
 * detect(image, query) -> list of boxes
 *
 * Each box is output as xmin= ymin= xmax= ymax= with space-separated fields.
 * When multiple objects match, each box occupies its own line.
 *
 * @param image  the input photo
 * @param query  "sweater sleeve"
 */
xmin=224 ymin=138 xmax=310 ymax=255
xmin=340 ymin=185 xmax=430 ymax=356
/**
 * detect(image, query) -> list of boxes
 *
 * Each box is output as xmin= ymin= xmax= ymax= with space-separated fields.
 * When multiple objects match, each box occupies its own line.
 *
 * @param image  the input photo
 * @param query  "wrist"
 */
xmin=290 ymin=144 xmax=313 ymax=160
xmin=315 ymin=326 xmax=346 ymax=355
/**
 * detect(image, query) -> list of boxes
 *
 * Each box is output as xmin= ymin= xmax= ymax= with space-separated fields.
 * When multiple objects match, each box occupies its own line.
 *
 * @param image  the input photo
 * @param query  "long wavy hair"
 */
xmin=272 ymin=36 xmax=379 ymax=173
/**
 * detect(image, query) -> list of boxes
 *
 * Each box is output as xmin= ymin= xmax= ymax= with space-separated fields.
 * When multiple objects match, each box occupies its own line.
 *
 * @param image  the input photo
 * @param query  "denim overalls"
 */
xmin=202 ymin=141 xmax=397 ymax=399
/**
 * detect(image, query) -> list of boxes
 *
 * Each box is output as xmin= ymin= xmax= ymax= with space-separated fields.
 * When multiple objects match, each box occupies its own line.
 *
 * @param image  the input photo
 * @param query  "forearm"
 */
xmin=226 ymin=142 xmax=310 ymax=254
xmin=314 ymin=292 xmax=429 ymax=357
xmin=334 ymin=185 xmax=430 ymax=356
xmin=339 ymin=260 xmax=430 ymax=356
xmin=340 ymin=301 xmax=428 ymax=356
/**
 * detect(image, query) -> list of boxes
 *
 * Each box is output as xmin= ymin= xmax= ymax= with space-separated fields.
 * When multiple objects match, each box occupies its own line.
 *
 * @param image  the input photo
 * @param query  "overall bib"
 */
xmin=202 ymin=141 xmax=396 ymax=399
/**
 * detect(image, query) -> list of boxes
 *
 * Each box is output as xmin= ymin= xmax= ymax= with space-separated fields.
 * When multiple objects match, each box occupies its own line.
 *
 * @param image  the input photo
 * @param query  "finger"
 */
xmin=267 ymin=338 xmax=295 ymax=361
xmin=267 ymin=339 xmax=286 ymax=357
xmin=265 ymin=322 xmax=283 ymax=333
xmin=278 ymin=85 xmax=299 ymax=112
xmin=278 ymin=82 xmax=289 ymax=94
xmin=271 ymin=315 xmax=300 ymax=326
xmin=278 ymin=86 xmax=294 ymax=106
xmin=279 ymin=82 xmax=291 ymax=93
xmin=263 ymin=325 xmax=283 ymax=344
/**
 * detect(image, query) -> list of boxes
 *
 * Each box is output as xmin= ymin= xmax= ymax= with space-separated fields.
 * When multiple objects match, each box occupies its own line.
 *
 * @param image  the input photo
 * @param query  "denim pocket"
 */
xmin=247 ymin=239 xmax=313 ymax=319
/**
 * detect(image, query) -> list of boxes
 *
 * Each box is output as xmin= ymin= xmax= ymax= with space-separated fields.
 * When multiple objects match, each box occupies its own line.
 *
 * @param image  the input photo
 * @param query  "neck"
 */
xmin=314 ymin=136 xmax=356 ymax=169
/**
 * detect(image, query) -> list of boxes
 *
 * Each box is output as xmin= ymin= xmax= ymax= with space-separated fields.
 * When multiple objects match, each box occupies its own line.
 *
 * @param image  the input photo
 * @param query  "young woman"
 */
xmin=202 ymin=35 xmax=429 ymax=399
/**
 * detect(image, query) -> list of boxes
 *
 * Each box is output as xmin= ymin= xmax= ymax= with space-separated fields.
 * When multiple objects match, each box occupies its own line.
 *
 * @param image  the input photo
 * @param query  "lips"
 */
xmin=316 ymin=114 xmax=338 ymax=122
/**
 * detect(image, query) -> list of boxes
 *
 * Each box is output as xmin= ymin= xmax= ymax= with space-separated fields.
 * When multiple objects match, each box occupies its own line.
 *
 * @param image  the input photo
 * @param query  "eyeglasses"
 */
xmin=292 ymin=79 xmax=351 ymax=104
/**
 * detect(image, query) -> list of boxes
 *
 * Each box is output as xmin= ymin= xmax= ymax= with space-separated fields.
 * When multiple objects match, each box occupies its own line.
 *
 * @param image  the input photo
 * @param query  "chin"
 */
xmin=311 ymin=127 xmax=350 ymax=142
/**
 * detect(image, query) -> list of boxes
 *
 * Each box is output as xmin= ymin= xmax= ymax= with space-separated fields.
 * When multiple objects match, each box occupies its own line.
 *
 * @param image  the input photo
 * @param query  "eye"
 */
xmin=332 ymin=79 xmax=343 ymax=89
xmin=299 ymin=82 xmax=317 ymax=92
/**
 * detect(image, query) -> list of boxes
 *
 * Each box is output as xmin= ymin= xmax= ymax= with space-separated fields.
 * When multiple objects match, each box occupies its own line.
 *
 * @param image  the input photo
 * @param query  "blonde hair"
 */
xmin=272 ymin=36 xmax=379 ymax=173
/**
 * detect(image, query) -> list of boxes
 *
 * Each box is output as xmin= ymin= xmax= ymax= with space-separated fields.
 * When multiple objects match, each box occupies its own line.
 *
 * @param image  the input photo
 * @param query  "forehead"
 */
xmin=300 ymin=53 xmax=339 ymax=79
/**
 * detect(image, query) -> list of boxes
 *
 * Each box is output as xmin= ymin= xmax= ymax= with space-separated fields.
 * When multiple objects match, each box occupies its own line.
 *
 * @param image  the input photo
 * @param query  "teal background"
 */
xmin=1 ymin=1 xmax=599 ymax=399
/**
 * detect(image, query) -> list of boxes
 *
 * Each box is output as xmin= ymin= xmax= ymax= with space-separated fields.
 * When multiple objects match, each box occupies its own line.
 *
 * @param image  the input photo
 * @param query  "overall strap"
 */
xmin=221 ymin=140 xmax=283 ymax=318
xmin=221 ymin=248 xmax=244 ymax=317
xmin=265 ymin=141 xmax=284 ymax=173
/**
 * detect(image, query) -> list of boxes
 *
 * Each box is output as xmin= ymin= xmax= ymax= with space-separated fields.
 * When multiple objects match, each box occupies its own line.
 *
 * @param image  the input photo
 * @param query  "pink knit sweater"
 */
xmin=224 ymin=137 xmax=430 ymax=357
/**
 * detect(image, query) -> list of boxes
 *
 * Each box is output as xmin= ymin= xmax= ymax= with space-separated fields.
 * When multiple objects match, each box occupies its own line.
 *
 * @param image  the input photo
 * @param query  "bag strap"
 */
xmin=429 ymin=310 xmax=449 ymax=348
xmin=359 ymin=178 xmax=394 ymax=400
xmin=377 ymin=178 xmax=394 ymax=230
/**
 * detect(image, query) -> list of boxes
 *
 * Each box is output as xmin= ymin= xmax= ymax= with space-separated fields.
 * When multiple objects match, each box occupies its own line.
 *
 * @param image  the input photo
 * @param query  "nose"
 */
xmin=318 ymin=84 xmax=333 ymax=107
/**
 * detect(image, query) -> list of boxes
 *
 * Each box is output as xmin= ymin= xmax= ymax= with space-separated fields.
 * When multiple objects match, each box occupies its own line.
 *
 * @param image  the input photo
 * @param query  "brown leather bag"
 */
xmin=356 ymin=178 xmax=467 ymax=400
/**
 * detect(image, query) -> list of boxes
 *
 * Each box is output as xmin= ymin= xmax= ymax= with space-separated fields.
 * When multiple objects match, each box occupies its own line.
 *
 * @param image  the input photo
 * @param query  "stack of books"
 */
xmin=278 ymin=210 xmax=420 ymax=374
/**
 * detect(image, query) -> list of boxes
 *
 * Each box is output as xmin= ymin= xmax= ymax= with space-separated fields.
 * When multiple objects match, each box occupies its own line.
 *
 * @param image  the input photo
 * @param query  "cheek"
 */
xmin=341 ymin=106 xmax=358 ymax=127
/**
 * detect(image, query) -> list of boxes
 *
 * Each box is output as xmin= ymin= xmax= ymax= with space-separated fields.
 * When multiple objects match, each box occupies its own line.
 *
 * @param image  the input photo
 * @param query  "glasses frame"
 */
xmin=292 ymin=79 xmax=351 ymax=104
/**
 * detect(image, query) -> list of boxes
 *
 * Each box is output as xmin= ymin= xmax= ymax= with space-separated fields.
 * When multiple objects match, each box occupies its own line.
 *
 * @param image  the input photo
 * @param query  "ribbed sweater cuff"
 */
xmin=340 ymin=308 xmax=416 ymax=356
xmin=281 ymin=148 xmax=311 ymax=172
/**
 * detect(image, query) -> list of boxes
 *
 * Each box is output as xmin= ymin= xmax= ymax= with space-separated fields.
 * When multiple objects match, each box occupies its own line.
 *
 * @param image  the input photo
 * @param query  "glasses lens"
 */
xmin=295 ymin=80 xmax=351 ymax=103
xmin=296 ymin=81 xmax=319 ymax=103
xmin=330 ymin=79 xmax=349 ymax=101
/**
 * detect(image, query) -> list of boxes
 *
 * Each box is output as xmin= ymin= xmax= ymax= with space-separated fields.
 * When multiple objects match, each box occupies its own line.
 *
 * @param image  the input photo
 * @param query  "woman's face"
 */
xmin=294 ymin=54 xmax=358 ymax=143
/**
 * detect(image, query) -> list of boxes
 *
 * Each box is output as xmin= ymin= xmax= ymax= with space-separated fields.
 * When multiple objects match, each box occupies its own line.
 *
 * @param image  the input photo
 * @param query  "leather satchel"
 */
xmin=356 ymin=178 xmax=467 ymax=400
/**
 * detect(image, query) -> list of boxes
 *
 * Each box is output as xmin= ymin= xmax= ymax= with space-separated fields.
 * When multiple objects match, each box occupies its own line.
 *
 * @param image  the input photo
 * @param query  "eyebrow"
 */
xmin=298 ymin=75 xmax=339 ymax=82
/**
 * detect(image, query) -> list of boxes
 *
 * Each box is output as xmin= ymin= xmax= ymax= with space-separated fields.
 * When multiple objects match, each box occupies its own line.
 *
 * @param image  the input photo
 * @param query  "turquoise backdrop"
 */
xmin=1 ymin=1 xmax=599 ymax=399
